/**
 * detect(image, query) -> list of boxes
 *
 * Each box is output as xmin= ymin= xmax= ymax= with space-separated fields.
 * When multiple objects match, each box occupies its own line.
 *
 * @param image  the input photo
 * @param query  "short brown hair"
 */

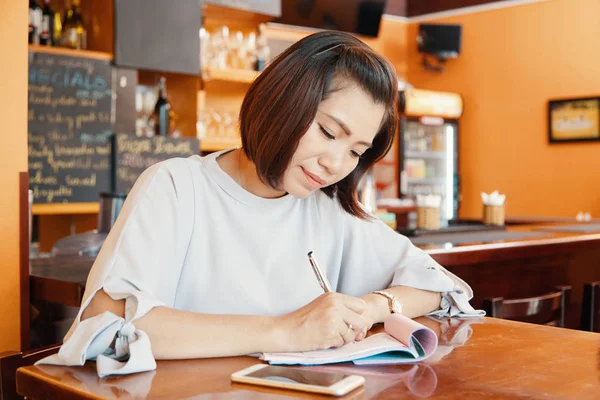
xmin=240 ymin=30 xmax=398 ymax=219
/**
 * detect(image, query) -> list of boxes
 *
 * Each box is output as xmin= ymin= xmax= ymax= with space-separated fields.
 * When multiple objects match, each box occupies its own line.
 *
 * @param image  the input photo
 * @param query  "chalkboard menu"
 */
xmin=113 ymin=134 xmax=200 ymax=194
xmin=28 ymin=51 xmax=113 ymax=203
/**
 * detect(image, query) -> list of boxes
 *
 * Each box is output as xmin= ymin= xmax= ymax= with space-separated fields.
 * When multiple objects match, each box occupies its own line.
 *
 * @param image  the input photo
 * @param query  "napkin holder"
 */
xmin=483 ymin=204 xmax=505 ymax=225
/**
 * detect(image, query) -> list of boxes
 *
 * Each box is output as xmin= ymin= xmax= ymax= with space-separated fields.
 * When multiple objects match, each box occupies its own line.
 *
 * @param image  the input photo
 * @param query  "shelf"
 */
xmin=405 ymin=151 xmax=447 ymax=159
xmin=202 ymin=67 xmax=259 ymax=84
xmin=33 ymin=202 xmax=100 ymax=215
xmin=28 ymin=45 xmax=113 ymax=60
xmin=407 ymin=177 xmax=446 ymax=184
xmin=200 ymin=137 xmax=241 ymax=152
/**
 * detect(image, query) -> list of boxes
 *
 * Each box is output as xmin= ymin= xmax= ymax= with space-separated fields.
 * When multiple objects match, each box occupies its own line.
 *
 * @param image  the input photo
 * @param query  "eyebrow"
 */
xmin=324 ymin=112 xmax=373 ymax=148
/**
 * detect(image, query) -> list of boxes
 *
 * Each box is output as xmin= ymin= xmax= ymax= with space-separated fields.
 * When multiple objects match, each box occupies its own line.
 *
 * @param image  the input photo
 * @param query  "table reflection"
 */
xmin=33 ymin=364 xmax=157 ymax=398
xmin=308 ymin=316 xmax=484 ymax=398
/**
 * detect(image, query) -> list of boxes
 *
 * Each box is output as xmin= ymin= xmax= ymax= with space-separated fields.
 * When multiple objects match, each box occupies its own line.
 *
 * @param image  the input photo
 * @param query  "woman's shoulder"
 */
xmin=131 ymin=155 xmax=209 ymax=198
xmin=142 ymin=154 xmax=209 ymax=181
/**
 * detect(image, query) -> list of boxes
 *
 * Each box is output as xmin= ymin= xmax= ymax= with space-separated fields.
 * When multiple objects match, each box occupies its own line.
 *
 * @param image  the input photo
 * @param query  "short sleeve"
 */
xmin=36 ymin=158 xmax=196 ymax=377
xmin=338 ymin=210 xmax=484 ymax=318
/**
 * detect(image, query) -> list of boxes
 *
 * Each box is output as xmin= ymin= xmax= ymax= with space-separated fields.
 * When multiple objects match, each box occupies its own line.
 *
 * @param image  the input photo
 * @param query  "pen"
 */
xmin=307 ymin=251 xmax=333 ymax=293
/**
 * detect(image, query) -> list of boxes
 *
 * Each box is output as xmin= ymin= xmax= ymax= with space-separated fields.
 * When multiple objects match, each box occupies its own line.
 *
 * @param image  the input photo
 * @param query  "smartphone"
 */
xmin=231 ymin=364 xmax=365 ymax=396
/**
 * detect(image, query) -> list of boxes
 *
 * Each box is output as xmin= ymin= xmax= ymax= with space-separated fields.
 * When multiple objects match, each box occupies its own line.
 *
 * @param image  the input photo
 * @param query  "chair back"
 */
xmin=0 ymin=345 xmax=60 ymax=400
xmin=580 ymin=281 xmax=600 ymax=332
xmin=483 ymin=286 xmax=571 ymax=327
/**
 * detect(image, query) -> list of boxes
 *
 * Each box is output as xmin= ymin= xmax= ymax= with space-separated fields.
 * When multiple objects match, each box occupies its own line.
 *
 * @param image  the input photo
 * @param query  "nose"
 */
xmin=318 ymin=149 xmax=344 ymax=176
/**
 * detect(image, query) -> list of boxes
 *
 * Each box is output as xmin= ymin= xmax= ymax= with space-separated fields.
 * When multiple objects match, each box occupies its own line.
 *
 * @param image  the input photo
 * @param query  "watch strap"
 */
xmin=372 ymin=290 xmax=402 ymax=314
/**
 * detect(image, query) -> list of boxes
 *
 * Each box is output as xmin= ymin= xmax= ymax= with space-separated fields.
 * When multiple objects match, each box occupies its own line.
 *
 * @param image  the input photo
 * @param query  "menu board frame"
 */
xmin=27 ymin=50 xmax=113 ymax=204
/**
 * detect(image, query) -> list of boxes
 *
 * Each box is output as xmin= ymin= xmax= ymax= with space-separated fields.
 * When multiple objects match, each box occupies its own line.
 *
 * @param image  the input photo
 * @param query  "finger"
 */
xmin=341 ymin=309 xmax=368 ymax=337
xmin=341 ymin=295 xmax=366 ymax=314
xmin=339 ymin=322 xmax=357 ymax=345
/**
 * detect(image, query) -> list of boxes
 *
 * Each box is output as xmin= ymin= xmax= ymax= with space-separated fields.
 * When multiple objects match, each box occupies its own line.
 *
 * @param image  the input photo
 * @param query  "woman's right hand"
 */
xmin=275 ymin=293 xmax=368 ymax=352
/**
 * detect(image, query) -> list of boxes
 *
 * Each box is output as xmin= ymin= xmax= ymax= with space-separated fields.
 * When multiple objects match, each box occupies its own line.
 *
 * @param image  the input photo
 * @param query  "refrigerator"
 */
xmin=397 ymin=88 xmax=463 ymax=225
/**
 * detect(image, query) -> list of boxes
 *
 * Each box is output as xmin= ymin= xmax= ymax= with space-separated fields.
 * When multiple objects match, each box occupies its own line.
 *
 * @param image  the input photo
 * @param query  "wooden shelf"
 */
xmin=28 ymin=45 xmax=113 ymax=60
xmin=203 ymin=67 xmax=259 ymax=84
xmin=33 ymin=203 xmax=100 ymax=215
xmin=200 ymin=137 xmax=241 ymax=152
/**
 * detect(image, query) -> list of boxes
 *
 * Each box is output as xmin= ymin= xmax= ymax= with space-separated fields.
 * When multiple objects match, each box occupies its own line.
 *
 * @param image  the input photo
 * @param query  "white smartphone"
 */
xmin=231 ymin=364 xmax=365 ymax=396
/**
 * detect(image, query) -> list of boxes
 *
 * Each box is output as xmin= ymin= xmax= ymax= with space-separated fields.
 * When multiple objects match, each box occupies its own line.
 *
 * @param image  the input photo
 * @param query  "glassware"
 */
xmin=228 ymin=31 xmax=244 ymax=69
xmin=208 ymin=108 xmax=221 ymax=138
xmin=222 ymin=111 xmax=234 ymax=138
xmin=197 ymin=109 xmax=210 ymax=139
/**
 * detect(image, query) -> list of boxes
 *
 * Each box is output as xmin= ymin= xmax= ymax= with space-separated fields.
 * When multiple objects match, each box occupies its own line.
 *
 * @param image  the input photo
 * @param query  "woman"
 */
xmin=40 ymin=31 xmax=482 ymax=377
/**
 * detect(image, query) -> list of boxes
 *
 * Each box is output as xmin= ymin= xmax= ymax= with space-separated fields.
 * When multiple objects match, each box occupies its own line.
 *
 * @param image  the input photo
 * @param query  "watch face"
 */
xmin=392 ymin=299 xmax=403 ymax=314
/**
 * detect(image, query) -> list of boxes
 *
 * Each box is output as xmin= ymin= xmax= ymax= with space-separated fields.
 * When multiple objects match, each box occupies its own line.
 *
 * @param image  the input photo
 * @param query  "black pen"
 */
xmin=307 ymin=251 xmax=333 ymax=293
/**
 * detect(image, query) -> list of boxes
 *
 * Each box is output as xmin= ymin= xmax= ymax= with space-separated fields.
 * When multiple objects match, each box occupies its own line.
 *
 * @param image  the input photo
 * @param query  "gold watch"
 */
xmin=372 ymin=290 xmax=403 ymax=314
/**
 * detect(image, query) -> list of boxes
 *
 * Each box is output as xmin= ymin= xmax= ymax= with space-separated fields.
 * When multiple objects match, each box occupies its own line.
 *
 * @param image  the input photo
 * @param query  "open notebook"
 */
xmin=262 ymin=314 xmax=438 ymax=366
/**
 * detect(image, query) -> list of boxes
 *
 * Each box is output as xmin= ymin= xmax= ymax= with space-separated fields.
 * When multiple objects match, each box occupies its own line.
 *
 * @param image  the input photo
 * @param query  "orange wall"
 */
xmin=0 ymin=0 xmax=28 ymax=351
xmin=405 ymin=0 xmax=600 ymax=218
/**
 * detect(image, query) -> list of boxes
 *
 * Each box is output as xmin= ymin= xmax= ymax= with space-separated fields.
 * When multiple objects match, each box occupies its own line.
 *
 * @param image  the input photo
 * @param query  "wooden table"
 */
xmin=17 ymin=317 xmax=600 ymax=399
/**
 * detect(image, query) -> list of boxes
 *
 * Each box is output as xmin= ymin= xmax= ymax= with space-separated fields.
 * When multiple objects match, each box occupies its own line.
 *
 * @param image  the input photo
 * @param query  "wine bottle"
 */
xmin=62 ymin=0 xmax=86 ymax=49
xmin=153 ymin=77 xmax=171 ymax=137
xmin=28 ymin=0 xmax=42 ymax=45
xmin=40 ymin=0 xmax=55 ymax=46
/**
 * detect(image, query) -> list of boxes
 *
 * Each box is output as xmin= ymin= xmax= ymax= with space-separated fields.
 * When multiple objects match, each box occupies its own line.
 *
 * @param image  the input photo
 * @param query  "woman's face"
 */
xmin=280 ymin=82 xmax=386 ymax=199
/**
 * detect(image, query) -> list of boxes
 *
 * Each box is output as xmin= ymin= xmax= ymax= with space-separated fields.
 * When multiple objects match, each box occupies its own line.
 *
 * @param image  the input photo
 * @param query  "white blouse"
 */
xmin=38 ymin=149 xmax=483 ymax=377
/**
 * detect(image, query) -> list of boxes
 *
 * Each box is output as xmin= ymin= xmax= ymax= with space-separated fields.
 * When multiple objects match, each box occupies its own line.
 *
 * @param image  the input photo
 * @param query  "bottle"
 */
xmin=244 ymin=32 xmax=257 ymax=71
xmin=28 ymin=8 xmax=34 ymax=44
xmin=62 ymin=0 xmax=86 ymax=49
xmin=39 ymin=0 xmax=55 ymax=46
xmin=153 ymin=77 xmax=171 ymax=137
xmin=28 ymin=0 xmax=42 ymax=45
xmin=53 ymin=7 xmax=62 ymax=44
xmin=254 ymin=23 xmax=270 ymax=72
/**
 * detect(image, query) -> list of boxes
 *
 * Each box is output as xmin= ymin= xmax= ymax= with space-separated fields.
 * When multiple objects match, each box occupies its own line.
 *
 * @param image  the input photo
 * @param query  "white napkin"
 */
xmin=576 ymin=212 xmax=592 ymax=222
xmin=480 ymin=190 xmax=506 ymax=206
xmin=417 ymin=194 xmax=442 ymax=208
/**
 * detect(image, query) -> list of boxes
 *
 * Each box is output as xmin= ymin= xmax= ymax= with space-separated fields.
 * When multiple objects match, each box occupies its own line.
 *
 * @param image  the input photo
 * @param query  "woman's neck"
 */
xmin=218 ymin=149 xmax=287 ymax=199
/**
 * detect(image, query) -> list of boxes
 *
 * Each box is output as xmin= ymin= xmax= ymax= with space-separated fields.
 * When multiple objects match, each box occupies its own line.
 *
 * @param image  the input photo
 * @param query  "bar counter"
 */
xmin=31 ymin=223 xmax=600 ymax=329
xmin=417 ymin=222 xmax=600 ymax=328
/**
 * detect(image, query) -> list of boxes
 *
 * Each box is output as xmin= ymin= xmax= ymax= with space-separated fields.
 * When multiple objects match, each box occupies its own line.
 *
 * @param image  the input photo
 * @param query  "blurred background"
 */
xmin=1 ymin=0 xmax=600 ymax=352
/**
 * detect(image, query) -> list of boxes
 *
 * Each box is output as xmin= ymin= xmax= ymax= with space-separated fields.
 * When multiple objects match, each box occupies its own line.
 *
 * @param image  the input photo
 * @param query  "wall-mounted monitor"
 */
xmin=417 ymin=24 xmax=462 ymax=59
xmin=273 ymin=0 xmax=387 ymax=37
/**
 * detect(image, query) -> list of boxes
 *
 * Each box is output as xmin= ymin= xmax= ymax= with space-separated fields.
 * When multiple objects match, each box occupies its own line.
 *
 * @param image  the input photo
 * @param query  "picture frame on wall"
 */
xmin=548 ymin=96 xmax=600 ymax=143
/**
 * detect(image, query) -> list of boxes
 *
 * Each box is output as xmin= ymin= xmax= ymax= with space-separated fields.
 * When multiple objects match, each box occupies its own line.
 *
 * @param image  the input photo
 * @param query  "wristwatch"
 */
xmin=372 ymin=291 xmax=403 ymax=314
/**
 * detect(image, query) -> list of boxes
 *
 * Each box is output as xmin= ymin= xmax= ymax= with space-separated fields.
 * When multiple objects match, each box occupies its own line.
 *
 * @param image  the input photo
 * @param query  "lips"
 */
xmin=301 ymin=167 xmax=326 ymax=188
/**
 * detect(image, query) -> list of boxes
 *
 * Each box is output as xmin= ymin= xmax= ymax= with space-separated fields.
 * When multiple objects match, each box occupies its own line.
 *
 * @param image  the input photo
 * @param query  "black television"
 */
xmin=417 ymin=24 xmax=462 ymax=59
xmin=273 ymin=0 xmax=387 ymax=37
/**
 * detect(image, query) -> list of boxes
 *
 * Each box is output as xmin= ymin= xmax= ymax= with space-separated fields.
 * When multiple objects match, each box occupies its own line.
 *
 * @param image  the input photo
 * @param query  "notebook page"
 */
xmin=262 ymin=333 xmax=417 ymax=366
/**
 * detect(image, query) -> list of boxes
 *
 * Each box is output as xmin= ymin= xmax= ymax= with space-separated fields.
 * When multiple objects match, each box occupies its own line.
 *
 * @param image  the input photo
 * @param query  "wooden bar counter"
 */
xmin=17 ymin=317 xmax=600 ymax=399
xmin=30 ymin=223 xmax=600 ymax=329
xmin=415 ymin=223 xmax=600 ymax=329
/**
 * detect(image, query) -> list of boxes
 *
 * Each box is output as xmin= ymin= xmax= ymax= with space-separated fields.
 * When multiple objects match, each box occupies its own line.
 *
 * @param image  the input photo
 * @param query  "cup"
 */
xmin=417 ymin=206 xmax=440 ymax=230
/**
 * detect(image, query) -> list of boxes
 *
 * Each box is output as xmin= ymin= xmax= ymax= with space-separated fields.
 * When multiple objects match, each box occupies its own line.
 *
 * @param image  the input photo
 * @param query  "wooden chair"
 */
xmin=580 ymin=281 xmax=600 ymax=332
xmin=0 ymin=345 xmax=60 ymax=400
xmin=483 ymin=286 xmax=571 ymax=327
